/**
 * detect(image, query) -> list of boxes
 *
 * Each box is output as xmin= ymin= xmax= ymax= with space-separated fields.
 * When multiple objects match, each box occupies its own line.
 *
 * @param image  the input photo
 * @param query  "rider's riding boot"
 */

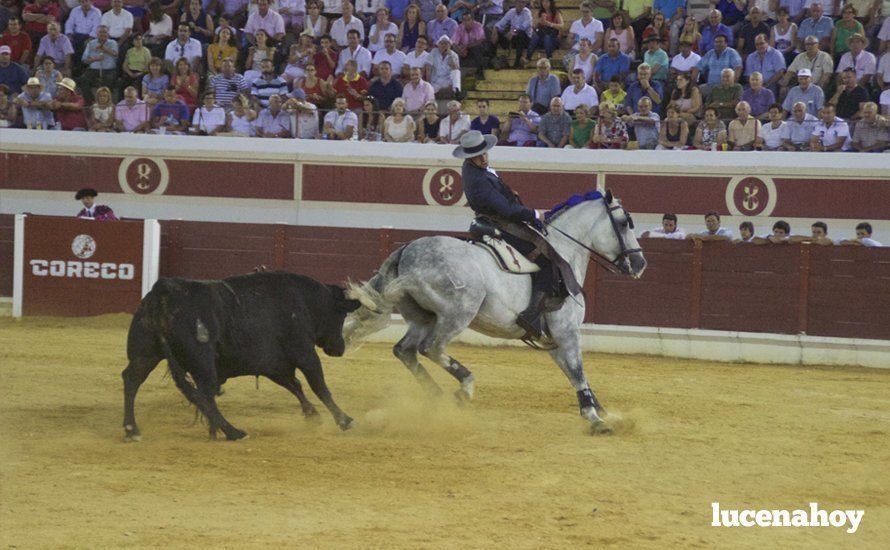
xmin=517 ymin=290 xmax=548 ymax=339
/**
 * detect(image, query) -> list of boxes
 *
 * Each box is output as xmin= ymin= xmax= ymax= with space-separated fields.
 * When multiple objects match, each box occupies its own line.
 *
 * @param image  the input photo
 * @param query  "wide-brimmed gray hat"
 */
xmin=452 ymin=130 xmax=497 ymax=159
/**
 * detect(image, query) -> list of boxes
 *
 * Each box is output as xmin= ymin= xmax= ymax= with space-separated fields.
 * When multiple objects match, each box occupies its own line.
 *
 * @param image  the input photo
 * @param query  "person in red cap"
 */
xmin=75 ymin=188 xmax=118 ymax=220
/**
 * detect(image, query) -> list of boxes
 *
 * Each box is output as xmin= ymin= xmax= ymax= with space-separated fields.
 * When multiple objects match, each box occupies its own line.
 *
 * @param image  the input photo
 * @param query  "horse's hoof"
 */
xmin=453 ymin=389 xmax=472 ymax=406
xmin=304 ymin=410 xmax=323 ymax=423
xmin=589 ymin=421 xmax=613 ymax=436
xmin=338 ymin=417 xmax=355 ymax=431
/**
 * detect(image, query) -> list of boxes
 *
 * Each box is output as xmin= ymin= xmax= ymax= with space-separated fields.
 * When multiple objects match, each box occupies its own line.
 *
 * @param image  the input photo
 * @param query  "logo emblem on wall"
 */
xmin=71 ymin=234 xmax=96 ymax=259
xmin=118 ymin=157 xmax=170 ymax=195
xmin=725 ymin=176 xmax=777 ymax=217
xmin=422 ymin=168 xmax=466 ymax=206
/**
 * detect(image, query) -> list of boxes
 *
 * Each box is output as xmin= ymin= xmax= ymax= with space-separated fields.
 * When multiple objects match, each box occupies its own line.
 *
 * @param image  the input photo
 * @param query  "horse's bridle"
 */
xmin=546 ymin=198 xmax=642 ymax=275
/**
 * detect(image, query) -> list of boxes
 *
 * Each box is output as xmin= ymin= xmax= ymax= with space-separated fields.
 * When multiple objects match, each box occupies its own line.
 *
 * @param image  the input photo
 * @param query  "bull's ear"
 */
xmin=605 ymin=189 xmax=614 ymax=204
xmin=339 ymin=299 xmax=362 ymax=313
xmin=329 ymin=285 xmax=361 ymax=313
xmin=328 ymin=284 xmax=346 ymax=299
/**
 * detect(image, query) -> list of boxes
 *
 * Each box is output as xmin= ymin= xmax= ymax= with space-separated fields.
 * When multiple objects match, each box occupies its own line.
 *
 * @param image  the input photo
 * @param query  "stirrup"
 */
xmin=517 ymin=314 xmax=557 ymax=350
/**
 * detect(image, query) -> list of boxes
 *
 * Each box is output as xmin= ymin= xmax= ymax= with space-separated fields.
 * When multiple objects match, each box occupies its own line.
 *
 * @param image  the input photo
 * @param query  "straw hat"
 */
xmin=58 ymin=77 xmax=77 ymax=92
xmin=845 ymin=33 xmax=868 ymax=49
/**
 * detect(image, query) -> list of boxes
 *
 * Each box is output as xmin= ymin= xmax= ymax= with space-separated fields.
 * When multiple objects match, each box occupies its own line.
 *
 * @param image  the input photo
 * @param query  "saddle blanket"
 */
xmin=472 ymin=236 xmax=540 ymax=274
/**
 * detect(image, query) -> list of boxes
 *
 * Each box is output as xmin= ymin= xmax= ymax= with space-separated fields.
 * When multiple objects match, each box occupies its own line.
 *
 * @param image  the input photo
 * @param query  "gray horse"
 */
xmin=345 ymin=190 xmax=646 ymax=433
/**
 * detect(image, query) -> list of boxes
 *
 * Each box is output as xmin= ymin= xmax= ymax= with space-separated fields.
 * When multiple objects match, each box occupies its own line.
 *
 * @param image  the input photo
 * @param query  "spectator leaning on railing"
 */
xmin=14 ymin=76 xmax=54 ymax=128
xmin=839 ymin=223 xmax=883 ymax=247
xmin=52 ymin=76 xmax=87 ymax=130
xmin=641 ymin=213 xmax=686 ymax=239
xmin=736 ymin=221 xmax=754 ymax=243
xmin=689 ymin=211 xmax=734 ymax=241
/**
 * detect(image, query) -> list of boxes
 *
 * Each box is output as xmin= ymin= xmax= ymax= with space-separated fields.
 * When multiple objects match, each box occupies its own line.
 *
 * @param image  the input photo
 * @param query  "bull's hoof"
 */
xmin=338 ymin=417 xmax=355 ymax=431
xmin=225 ymin=428 xmax=249 ymax=441
xmin=123 ymin=425 xmax=141 ymax=442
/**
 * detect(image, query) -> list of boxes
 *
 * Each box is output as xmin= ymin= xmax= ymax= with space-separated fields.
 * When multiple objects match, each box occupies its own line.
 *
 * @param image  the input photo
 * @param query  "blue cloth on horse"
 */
xmin=544 ymin=191 xmax=603 ymax=221
xmin=462 ymin=160 xmax=536 ymax=224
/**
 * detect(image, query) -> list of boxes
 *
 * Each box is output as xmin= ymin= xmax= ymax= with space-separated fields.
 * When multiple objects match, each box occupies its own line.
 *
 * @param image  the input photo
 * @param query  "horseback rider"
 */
xmin=453 ymin=130 xmax=559 ymax=339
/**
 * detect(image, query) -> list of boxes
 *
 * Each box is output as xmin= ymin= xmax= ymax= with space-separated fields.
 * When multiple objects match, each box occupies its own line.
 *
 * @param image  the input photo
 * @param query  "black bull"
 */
xmin=122 ymin=272 xmax=361 ymax=441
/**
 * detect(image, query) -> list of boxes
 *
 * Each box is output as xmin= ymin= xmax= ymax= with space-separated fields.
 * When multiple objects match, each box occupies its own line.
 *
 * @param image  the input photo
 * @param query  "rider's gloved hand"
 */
xmin=531 ymin=218 xmax=545 ymax=231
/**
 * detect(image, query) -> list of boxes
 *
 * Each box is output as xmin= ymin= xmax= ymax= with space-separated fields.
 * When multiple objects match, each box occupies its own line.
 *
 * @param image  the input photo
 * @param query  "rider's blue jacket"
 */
xmin=462 ymin=160 xmax=536 ymax=225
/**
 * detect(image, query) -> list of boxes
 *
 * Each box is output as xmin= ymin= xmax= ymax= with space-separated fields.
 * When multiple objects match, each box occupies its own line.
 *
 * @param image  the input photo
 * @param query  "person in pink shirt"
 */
xmin=401 ymin=66 xmax=435 ymax=114
xmin=114 ymin=85 xmax=151 ymax=132
xmin=451 ymin=11 xmax=485 ymax=72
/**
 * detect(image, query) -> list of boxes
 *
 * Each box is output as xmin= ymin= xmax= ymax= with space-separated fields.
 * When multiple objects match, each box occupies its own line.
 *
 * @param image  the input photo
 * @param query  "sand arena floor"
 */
xmin=0 ymin=315 xmax=888 ymax=548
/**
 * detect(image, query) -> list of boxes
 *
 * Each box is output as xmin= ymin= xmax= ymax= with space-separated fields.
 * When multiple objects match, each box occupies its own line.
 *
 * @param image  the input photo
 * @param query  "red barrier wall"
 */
xmin=153 ymin=220 xmax=890 ymax=340
xmin=20 ymin=216 xmax=146 ymax=316
xmin=1 ymin=214 xmax=15 ymax=297
xmin=6 ymin=215 xmax=887 ymax=339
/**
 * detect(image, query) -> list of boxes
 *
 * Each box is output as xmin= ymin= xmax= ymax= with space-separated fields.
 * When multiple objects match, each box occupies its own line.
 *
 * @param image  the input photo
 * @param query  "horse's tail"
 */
xmin=343 ymin=245 xmax=408 ymax=349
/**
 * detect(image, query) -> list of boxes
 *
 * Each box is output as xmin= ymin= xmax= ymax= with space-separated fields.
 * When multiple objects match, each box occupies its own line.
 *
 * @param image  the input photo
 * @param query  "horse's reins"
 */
xmin=546 ymin=199 xmax=642 ymax=274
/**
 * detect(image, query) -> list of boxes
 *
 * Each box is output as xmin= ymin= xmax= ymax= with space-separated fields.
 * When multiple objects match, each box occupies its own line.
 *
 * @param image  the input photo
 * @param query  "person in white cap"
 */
xmin=426 ymin=34 xmax=461 ymax=97
xmin=454 ymin=130 xmax=558 ymax=339
xmin=0 ymin=44 xmax=30 ymax=93
xmin=13 ymin=76 xmax=54 ymax=128
xmin=781 ymin=68 xmax=824 ymax=117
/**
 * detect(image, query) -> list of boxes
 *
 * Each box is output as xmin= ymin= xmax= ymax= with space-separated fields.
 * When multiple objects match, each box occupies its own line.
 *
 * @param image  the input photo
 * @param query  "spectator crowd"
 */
xmin=641 ymin=212 xmax=883 ymax=246
xmin=0 ymin=0 xmax=887 ymax=150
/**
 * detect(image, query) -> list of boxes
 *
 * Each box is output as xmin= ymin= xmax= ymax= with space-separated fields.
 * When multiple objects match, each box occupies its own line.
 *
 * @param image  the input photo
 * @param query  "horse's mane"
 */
xmin=544 ymin=190 xmax=603 ymax=224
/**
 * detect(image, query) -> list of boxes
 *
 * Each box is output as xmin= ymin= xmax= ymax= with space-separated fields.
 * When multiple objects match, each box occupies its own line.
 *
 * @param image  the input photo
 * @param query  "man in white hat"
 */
xmin=835 ymin=33 xmax=876 ymax=88
xmin=13 ymin=77 xmax=54 ymax=128
xmin=426 ymin=34 xmax=461 ymax=98
xmin=454 ymin=130 xmax=559 ymax=339
xmin=781 ymin=68 xmax=824 ymax=117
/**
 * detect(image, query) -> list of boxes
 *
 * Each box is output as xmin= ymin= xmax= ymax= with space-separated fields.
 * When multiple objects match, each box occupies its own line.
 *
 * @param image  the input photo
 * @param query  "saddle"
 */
xmin=471 ymin=235 xmax=541 ymax=274
xmin=468 ymin=217 xmax=539 ymax=273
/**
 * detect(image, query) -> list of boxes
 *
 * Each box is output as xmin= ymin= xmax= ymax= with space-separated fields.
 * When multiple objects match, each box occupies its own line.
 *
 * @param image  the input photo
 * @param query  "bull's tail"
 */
xmin=142 ymin=280 xmax=213 ymax=416
xmin=159 ymin=336 xmax=205 ymax=410
xmin=343 ymin=245 xmax=408 ymax=349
